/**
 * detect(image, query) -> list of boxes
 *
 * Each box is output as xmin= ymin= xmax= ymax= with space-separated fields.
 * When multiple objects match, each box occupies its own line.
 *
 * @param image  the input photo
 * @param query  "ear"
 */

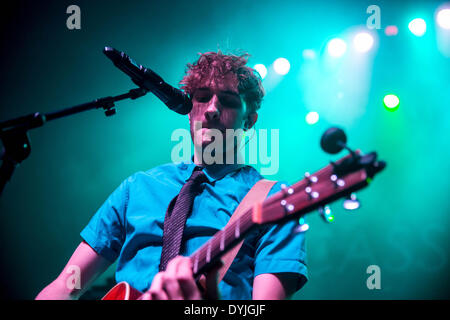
xmin=244 ymin=112 xmax=258 ymax=130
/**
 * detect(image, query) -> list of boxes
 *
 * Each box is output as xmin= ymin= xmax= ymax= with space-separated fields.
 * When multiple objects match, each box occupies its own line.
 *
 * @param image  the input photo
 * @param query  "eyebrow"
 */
xmin=196 ymin=87 xmax=240 ymax=97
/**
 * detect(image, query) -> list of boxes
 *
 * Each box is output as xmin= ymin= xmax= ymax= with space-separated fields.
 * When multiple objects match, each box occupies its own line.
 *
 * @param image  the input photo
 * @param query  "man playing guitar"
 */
xmin=35 ymin=51 xmax=308 ymax=300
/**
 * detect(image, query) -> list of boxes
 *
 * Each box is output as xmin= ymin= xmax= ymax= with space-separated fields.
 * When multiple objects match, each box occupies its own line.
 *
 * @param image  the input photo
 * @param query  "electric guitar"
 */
xmin=102 ymin=136 xmax=386 ymax=300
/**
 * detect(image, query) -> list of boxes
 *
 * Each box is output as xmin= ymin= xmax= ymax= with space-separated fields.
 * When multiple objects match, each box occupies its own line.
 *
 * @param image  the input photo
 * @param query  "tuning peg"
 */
xmin=280 ymin=199 xmax=295 ymax=214
xmin=343 ymin=193 xmax=360 ymax=210
xmin=318 ymin=206 xmax=334 ymax=223
xmin=304 ymin=172 xmax=318 ymax=185
xmin=294 ymin=217 xmax=309 ymax=233
xmin=305 ymin=186 xmax=319 ymax=200
xmin=330 ymin=174 xmax=346 ymax=188
xmin=280 ymin=184 xmax=295 ymax=196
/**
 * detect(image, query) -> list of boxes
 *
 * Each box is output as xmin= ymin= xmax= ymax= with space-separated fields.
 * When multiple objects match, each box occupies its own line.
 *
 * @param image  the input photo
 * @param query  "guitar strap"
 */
xmin=217 ymin=179 xmax=277 ymax=283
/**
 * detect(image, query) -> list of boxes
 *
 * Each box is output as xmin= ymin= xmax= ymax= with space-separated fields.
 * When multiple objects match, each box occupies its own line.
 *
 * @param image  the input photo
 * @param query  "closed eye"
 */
xmin=193 ymin=89 xmax=242 ymax=108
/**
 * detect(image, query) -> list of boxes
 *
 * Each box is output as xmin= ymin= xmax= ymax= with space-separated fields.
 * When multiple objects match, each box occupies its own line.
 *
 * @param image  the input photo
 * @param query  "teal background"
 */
xmin=0 ymin=0 xmax=448 ymax=299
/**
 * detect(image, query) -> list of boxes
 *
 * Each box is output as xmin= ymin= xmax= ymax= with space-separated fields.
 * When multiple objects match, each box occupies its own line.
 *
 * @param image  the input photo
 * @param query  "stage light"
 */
xmin=305 ymin=111 xmax=319 ymax=125
xmin=319 ymin=206 xmax=335 ymax=223
xmin=253 ymin=64 xmax=267 ymax=79
xmin=327 ymin=38 xmax=347 ymax=57
xmin=302 ymin=49 xmax=317 ymax=60
xmin=437 ymin=8 xmax=450 ymax=29
xmin=383 ymin=94 xmax=400 ymax=111
xmin=353 ymin=32 xmax=374 ymax=52
xmin=408 ymin=18 xmax=427 ymax=36
xmin=295 ymin=218 xmax=309 ymax=233
xmin=385 ymin=25 xmax=398 ymax=36
xmin=343 ymin=193 xmax=360 ymax=210
xmin=273 ymin=58 xmax=290 ymax=75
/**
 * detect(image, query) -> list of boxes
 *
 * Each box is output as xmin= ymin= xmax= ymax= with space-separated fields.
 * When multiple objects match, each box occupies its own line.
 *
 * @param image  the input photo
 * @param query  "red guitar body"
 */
xmin=102 ymin=282 xmax=143 ymax=300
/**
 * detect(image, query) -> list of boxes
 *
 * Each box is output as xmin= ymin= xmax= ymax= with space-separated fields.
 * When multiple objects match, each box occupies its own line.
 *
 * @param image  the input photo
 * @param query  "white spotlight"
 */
xmin=273 ymin=58 xmax=290 ymax=75
xmin=437 ymin=8 xmax=450 ymax=29
xmin=305 ymin=111 xmax=319 ymax=125
xmin=253 ymin=64 xmax=267 ymax=79
xmin=353 ymin=32 xmax=374 ymax=53
xmin=408 ymin=18 xmax=427 ymax=37
xmin=327 ymin=38 xmax=347 ymax=57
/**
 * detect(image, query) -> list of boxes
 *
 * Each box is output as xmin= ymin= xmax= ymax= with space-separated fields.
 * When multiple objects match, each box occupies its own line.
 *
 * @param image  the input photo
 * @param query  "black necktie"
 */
xmin=159 ymin=167 xmax=208 ymax=271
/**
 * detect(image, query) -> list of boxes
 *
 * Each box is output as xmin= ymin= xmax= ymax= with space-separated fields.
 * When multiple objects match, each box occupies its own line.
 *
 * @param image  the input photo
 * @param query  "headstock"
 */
xmin=252 ymin=127 xmax=386 ymax=228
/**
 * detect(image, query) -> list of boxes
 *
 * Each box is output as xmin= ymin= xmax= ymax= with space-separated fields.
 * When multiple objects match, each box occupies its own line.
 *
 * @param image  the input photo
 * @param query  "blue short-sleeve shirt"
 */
xmin=80 ymin=162 xmax=308 ymax=300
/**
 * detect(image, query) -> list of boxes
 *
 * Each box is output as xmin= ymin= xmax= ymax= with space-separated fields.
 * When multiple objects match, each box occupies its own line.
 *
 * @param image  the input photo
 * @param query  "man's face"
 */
xmin=188 ymin=72 xmax=247 ymax=149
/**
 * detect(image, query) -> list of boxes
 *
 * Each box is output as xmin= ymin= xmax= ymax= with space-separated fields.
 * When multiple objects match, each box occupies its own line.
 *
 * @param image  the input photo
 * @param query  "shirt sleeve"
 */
xmin=253 ymin=181 xmax=308 ymax=290
xmin=80 ymin=177 xmax=129 ymax=263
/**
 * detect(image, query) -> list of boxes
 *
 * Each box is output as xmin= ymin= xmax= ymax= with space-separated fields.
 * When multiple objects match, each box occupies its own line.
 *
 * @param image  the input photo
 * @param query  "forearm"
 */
xmin=35 ymin=278 xmax=80 ymax=300
xmin=35 ymin=241 xmax=111 ymax=300
xmin=252 ymin=273 xmax=300 ymax=300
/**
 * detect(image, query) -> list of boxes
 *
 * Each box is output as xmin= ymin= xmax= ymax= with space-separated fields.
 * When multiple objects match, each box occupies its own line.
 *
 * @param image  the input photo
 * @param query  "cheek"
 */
xmin=188 ymin=104 xmax=205 ymax=130
xmin=189 ymin=103 xmax=203 ymax=120
xmin=220 ymin=109 xmax=244 ymax=128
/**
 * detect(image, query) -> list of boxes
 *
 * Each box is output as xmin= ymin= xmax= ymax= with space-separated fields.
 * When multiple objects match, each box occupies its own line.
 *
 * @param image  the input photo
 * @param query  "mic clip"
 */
xmin=94 ymin=87 xmax=148 ymax=117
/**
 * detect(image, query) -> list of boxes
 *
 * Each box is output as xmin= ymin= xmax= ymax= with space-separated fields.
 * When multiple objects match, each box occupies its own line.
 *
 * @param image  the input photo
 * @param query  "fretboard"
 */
xmin=189 ymin=208 xmax=256 ymax=277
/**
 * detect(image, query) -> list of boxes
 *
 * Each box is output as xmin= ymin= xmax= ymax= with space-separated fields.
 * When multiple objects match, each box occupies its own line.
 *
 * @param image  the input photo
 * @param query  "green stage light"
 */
xmin=324 ymin=206 xmax=334 ymax=222
xmin=383 ymin=94 xmax=400 ymax=111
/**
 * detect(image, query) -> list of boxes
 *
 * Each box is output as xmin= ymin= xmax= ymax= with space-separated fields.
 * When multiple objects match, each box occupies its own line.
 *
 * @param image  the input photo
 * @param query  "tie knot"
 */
xmin=187 ymin=167 xmax=208 ymax=184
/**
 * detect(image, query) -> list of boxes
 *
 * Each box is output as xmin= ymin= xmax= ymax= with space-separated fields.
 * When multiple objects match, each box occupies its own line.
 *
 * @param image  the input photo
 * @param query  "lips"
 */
xmin=201 ymin=122 xmax=224 ymax=131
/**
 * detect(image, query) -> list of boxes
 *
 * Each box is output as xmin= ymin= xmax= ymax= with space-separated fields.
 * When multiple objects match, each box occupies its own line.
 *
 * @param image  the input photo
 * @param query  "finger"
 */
xmin=138 ymin=291 xmax=152 ymax=300
xmin=165 ymin=256 xmax=185 ymax=277
xmin=148 ymin=272 xmax=169 ymax=300
xmin=164 ymin=257 xmax=185 ymax=300
xmin=166 ymin=256 xmax=202 ymax=300
xmin=198 ymin=274 xmax=206 ymax=293
xmin=175 ymin=257 xmax=202 ymax=300
xmin=204 ymin=260 xmax=223 ymax=300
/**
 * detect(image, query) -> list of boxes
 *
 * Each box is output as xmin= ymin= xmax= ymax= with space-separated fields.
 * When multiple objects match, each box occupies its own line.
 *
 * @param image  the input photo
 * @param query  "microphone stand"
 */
xmin=0 ymin=87 xmax=147 ymax=196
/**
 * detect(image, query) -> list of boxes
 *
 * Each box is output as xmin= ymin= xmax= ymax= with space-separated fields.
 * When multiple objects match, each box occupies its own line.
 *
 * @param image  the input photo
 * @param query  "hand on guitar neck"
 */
xmin=138 ymin=256 xmax=221 ymax=300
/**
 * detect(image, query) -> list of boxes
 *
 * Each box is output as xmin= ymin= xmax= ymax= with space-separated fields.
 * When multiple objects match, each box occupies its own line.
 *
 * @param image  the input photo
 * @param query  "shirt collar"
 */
xmin=182 ymin=156 xmax=245 ymax=183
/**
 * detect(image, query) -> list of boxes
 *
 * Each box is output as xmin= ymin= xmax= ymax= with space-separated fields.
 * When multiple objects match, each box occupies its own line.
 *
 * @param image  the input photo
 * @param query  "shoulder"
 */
xmin=143 ymin=161 xmax=187 ymax=177
xmin=231 ymin=165 xmax=263 ymax=186
xmin=230 ymin=166 xmax=287 ymax=198
xmin=122 ymin=162 xmax=189 ymax=186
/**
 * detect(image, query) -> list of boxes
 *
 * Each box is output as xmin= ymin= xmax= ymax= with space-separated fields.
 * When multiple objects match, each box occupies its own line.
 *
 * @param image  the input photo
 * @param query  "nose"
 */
xmin=204 ymin=95 xmax=220 ymax=121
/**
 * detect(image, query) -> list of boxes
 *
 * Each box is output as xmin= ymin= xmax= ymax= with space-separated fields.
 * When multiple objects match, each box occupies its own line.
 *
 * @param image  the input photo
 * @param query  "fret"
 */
xmin=206 ymin=241 xmax=211 ymax=263
xmin=220 ymin=230 xmax=225 ymax=251
xmin=190 ymin=210 xmax=255 ymax=277
xmin=235 ymin=218 xmax=240 ymax=238
xmin=193 ymin=253 xmax=199 ymax=274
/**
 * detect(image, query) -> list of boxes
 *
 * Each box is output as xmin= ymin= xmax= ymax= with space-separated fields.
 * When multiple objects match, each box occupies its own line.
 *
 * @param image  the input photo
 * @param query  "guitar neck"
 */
xmin=189 ymin=208 xmax=255 ymax=278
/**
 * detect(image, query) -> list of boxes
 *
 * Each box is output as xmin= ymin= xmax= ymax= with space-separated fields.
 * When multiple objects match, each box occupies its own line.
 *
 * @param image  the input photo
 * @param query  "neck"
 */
xmin=193 ymin=145 xmax=245 ymax=169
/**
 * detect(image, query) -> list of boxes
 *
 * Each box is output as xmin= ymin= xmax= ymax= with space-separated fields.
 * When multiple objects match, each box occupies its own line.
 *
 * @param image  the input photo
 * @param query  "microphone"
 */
xmin=103 ymin=46 xmax=192 ymax=115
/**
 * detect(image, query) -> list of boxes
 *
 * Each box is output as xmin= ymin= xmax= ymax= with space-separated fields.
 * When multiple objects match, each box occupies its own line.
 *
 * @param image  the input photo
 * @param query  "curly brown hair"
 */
xmin=179 ymin=51 xmax=265 ymax=114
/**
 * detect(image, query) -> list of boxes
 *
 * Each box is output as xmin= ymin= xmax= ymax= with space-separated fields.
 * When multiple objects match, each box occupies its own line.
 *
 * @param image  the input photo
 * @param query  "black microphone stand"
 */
xmin=0 ymin=87 xmax=147 ymax=196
